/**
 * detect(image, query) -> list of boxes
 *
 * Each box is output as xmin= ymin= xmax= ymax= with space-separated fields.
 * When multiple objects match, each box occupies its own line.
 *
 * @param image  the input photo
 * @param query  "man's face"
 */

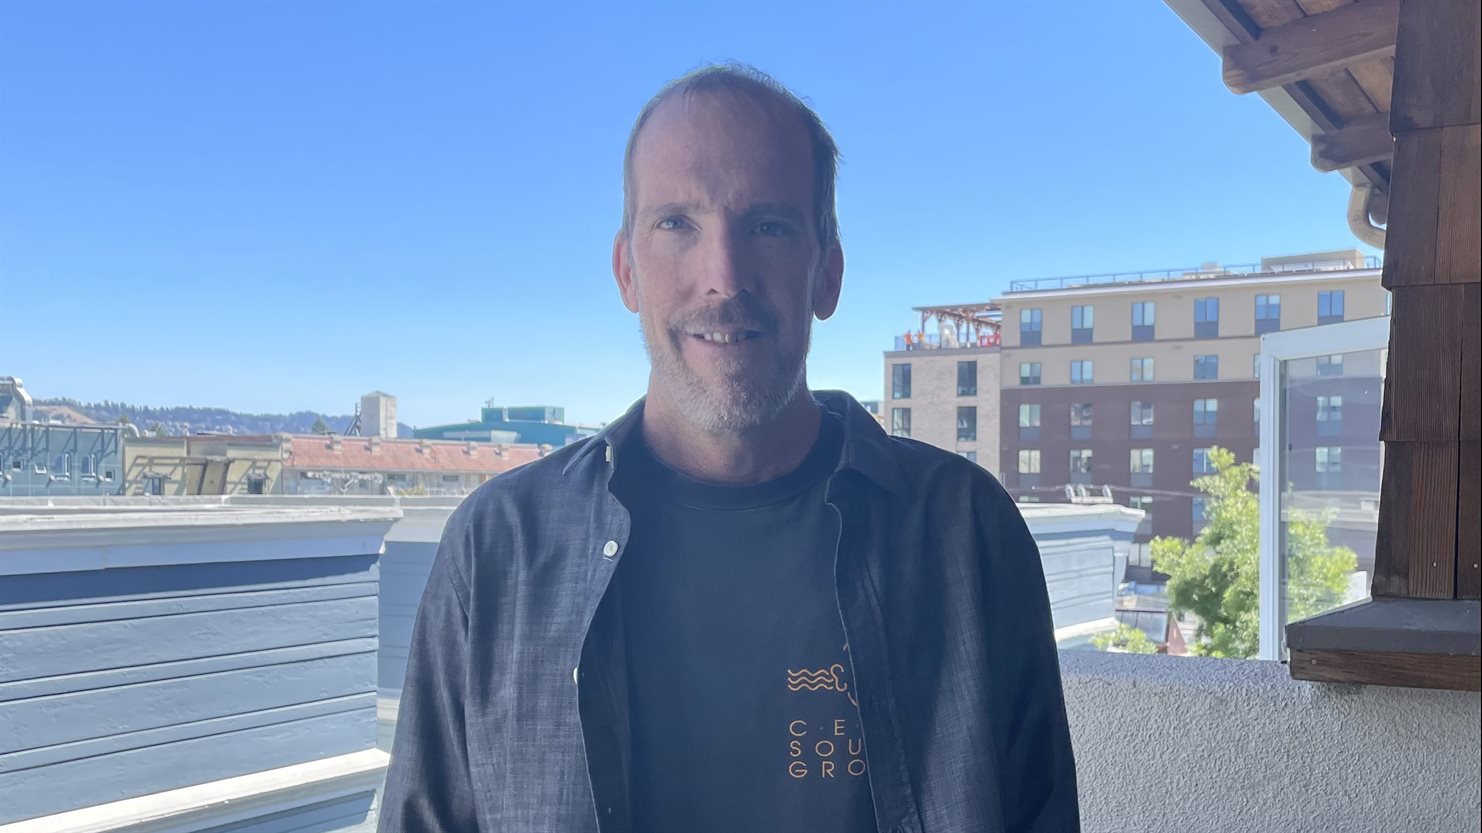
xmin=614 ymin=91 xmax=843 ymax=434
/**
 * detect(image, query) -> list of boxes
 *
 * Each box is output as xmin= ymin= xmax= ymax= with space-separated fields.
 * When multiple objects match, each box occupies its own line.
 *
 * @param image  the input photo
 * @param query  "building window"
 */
xmin=1193 ymin=497 xmax=1208 ymax=530
xmin=957 ymin=406 xmax=977 ymax=442
xmin=1130 ymin=357 xmax=1154 ymax=382
xmin=1020 ymin=308 xmax=1043 ymax=346
xmin=1194 ymin=398 xmax=1219 ymax=424
xmin=1194 ymin=398 xmax=1219 ymax=437
xmin=80 ymin=454 xmax=96 ymax=477
xmin=1070 ymin=449 xmax=1094 ymax=484
xmin=892 ymin=363 xmax=912 ymax=399
xmin=104 ymin=469 xmax=115 ymax=482
xmin=959 ymin=451 xmax=978 ymax=464
xmin=1071 ymin=305 xmax=1095 ymax=344
xmin=143 ymin=475 xmax=165 ymax=496
xmin=1194 ymin=354 xmax=1219 ymax=380
xmin=1019 ymin=403 xmax=1041 ymax=441
xmin=1317 ymin=354 xmax=1345 ymax=376
xmin=1255 ymin=293 xmax=1281 ymax=334
xmin=1195 ymin=296 xmax=1220 ymax=338
xmin=1071 ymin=402 xmax=1093 ymax=441
xmin=891 ymin=408 xmax=911 ymax=438
xmin=1317 ymin=395 xmax=1344 ymax=422
xmin=1130 ymin=496 xmax=1154 ymax=527
xmin=442 ymin=474 xmax=461 ymax=483
xmin=1130 ymin=448 xmax=1154 ymax=474
xmin=1316 ymin=446 xmax=1343 ymax=473
xmin=52 ymin=453 xmax=70 ymax=479
xmin=1318 ymin=290 xmax=1345 ymax=324
xmin=246 ymin=475 xmax=267 ymax=495
xmin=1130 ymin=401 xmax=1155 ymax=439
xmin=1131 ymin=301 xmax=1156 ymax=341
xmin=1070 ymin=360 xmax=1094 ymax=384
xmin=1193 ymin=447 xmax=1215 ymax=476
xmin=1019 ymin=362 xmax=1041 ymax=386
xmin=957 ymin=360 xmax=977 ymax=396
xmin=1018 ymin=449 xmax=1041 ymax=474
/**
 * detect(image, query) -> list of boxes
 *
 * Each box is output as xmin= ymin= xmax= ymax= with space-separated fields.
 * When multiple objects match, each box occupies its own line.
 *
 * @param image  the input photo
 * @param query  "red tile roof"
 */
xmin=284 ymin=435 xmax=544 ymax=475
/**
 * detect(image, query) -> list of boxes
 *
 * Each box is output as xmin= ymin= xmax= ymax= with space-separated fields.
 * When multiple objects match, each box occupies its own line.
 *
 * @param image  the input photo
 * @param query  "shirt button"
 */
xmin=602 ymin=540 xmax=619 ymax=558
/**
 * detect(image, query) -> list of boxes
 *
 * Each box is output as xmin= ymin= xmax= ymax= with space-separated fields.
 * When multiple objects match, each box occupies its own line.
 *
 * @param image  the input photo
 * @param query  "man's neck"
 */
xmin=640 ymin=386 xmax=822 ymax=486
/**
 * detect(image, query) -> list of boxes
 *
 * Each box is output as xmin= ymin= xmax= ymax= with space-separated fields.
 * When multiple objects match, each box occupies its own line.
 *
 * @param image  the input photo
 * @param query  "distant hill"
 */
xmin=31 ymin=397 xmax=414 ymax=438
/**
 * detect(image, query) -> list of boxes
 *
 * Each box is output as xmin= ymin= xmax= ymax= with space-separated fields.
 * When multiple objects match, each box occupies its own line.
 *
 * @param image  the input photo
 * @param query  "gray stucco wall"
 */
xmin=1061 ymin=651 xmax=1482 ymax=833
xmin=0 ymin=554 xmax=380 ymax=825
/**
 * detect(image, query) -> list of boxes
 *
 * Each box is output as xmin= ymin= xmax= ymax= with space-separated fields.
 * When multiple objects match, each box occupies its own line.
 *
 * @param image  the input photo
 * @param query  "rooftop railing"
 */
xmin=1007 ymin=255 xmax=1382 ymax=293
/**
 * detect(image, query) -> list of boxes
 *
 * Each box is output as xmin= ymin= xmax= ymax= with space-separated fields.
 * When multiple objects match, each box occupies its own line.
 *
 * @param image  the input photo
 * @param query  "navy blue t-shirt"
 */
xmin=612 ymin=412 xmax=877 ymax=833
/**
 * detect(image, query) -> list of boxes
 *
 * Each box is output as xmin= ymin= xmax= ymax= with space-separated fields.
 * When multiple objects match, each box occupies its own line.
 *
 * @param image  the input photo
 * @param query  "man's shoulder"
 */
xmin=874 ymin=432 xmax=1010 ymax=499
xmin=444 ymin=436 xmax=601 ymax=529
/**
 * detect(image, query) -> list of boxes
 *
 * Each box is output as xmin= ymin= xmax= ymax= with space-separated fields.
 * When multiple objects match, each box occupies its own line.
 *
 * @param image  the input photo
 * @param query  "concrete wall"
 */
xmin=1062 ymin=650 xmax=1482 ymax=833
xmin=0 ymin=506 xmax=397 ymax=830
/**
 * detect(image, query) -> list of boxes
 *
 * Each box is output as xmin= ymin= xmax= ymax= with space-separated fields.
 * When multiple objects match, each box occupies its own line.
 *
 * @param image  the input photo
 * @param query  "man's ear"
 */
xmin=613 ymin=232 xmax=640 ymax=313
xmin=812 ymin=242 xmax=845 ymax=320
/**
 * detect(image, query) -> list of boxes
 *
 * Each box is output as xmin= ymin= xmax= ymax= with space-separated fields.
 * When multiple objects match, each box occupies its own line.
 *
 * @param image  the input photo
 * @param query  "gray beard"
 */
xmin=640 ymin=321 xmax=810 ymax=435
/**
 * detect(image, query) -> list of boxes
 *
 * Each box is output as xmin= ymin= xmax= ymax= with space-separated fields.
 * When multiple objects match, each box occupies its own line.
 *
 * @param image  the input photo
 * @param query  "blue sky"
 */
xmin=0 ymin=0 xmax=1377 ymax=428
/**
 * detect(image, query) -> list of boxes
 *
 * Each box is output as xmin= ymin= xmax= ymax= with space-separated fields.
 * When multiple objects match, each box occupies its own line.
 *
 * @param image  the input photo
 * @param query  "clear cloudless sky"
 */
xmin=0 ymin=0 xmax=1379 ymax=428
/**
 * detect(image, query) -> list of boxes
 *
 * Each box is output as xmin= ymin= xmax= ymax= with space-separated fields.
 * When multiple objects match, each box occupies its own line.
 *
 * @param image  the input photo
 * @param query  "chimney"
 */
xmin=329 ymin=436 xmax=342 ymax=452
xmin=369 ymin=437 xmax=381 ymax=453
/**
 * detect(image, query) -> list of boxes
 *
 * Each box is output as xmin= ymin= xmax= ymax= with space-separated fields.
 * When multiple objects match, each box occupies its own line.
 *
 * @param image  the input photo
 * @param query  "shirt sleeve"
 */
xmin=978 ymin=478 xmax=1082 ymax=833
xmin=378 ymin=521 xmax=480 ymax=832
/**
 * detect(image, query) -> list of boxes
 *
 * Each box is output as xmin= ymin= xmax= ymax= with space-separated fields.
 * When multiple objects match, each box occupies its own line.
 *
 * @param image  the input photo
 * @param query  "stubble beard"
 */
xmin=639 ymin=301 xmax=811 ymax=436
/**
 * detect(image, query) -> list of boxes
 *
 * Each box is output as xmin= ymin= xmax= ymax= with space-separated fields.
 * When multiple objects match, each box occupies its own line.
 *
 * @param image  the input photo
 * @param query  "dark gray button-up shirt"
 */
xmin=380 ymin=391 xmax=1079 ymax=833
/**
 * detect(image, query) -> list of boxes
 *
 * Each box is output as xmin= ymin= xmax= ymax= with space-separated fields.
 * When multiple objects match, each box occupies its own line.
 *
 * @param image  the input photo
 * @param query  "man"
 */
xmin=380 ymin=64 xmax=1078 ymax=833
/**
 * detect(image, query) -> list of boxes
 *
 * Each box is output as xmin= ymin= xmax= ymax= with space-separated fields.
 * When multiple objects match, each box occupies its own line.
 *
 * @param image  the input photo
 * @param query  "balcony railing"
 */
xmin=892 ymin=331 xmax=1001 ymax=351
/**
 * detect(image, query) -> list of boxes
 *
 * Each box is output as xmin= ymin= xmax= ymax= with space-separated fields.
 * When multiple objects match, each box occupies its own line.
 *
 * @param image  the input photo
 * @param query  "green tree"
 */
xmin=1092 ymin=623 xmax=1159 ymax=654
xmin=311 ymin=417 xmax=330 ymax=435
xmin=1151 ymin=446 xmax=1357 ymax=659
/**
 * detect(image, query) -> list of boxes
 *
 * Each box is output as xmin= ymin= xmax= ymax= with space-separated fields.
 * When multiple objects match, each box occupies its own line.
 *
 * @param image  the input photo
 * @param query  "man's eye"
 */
xmin=754 ymin=221 xmax=793 ymax=237
xmin=656 ymin=217 xmax=689 ymax=231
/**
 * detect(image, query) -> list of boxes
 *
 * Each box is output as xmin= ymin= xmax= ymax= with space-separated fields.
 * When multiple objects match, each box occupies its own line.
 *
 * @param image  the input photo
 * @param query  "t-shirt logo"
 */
xmin=785 ymin=648 xmax=867 ymax=780
xmin=785 ymin=663 xmax=860 ymax=708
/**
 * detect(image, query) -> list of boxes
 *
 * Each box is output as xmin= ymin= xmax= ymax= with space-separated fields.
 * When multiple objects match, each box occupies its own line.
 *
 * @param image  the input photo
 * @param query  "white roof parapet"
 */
xmin=0 ymin=505 xmax=402 ymax=577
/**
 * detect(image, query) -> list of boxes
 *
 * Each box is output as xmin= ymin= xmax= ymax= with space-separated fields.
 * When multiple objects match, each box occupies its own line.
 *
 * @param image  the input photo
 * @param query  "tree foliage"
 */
xmin=1151 ymin=447 xmax=1357 ymax=659
xmin=1092 ymin=623 xmax=1159 ymax=654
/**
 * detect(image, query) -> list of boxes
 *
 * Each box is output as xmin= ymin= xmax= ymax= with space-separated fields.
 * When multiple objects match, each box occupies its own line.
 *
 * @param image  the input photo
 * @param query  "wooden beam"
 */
xmin=1289 ymin=649 xmax=1481 ymax=691
xmin=1391 ymin=0 xmax=1481 ymax=131
xmin=1223 ymin=0 xmax=1399 ymax=94
xmin=1311 ymin=112 xmax=1394 ymax=171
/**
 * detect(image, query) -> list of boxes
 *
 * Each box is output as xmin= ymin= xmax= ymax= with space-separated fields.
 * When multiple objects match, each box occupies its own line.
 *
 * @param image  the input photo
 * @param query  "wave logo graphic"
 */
xmin=787 ymin=663 xmax=850 ymax=693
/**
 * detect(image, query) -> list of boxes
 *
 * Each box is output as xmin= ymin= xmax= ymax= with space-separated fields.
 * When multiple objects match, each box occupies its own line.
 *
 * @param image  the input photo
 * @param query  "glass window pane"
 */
xmin=1277 ymin=346 xmax=1382 ymax=647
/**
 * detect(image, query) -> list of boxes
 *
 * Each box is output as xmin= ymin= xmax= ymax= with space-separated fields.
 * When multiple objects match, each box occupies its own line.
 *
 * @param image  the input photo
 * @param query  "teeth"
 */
xmin=695 ymin=331 xmax=761 ymax=344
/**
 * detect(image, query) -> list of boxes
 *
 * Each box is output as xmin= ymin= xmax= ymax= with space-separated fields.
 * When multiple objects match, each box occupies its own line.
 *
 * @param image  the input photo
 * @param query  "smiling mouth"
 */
xmin=691 ymin=331 xmax=763 ymax=345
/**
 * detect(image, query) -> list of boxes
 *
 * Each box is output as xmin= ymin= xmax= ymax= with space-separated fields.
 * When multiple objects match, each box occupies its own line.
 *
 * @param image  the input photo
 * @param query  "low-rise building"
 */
xmin=415 ymin=403 xmax=599 ymax=446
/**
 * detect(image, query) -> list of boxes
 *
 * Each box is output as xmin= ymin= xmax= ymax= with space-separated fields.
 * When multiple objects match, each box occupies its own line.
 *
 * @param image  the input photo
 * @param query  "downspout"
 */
xmin=1347 ymin=182 xmax=1387 ymax=249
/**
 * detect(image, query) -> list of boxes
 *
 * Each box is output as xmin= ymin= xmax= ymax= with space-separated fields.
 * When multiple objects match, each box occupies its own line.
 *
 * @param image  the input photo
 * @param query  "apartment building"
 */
xmin=881 ymin=303 xmax=1002 ymax=473
xmin=996 ymin=250 xmax=1387 ymax=548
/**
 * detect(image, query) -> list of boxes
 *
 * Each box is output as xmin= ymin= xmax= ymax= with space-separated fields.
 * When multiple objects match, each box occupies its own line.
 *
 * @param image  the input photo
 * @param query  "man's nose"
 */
xmin=700 ymin=227 xmax=754 ymax=298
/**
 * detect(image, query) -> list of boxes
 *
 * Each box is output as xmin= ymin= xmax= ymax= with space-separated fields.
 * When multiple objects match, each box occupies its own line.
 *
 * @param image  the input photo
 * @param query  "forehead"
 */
xmin=629 ymin=90 xmax=815 ymax=211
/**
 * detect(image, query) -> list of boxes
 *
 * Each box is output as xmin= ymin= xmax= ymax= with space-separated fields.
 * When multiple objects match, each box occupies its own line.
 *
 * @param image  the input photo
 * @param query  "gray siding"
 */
xmin=0 ymin=555 xmax=380 ymax=825
xmin=1034 ymin=529 xmax=1125 ymax=632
